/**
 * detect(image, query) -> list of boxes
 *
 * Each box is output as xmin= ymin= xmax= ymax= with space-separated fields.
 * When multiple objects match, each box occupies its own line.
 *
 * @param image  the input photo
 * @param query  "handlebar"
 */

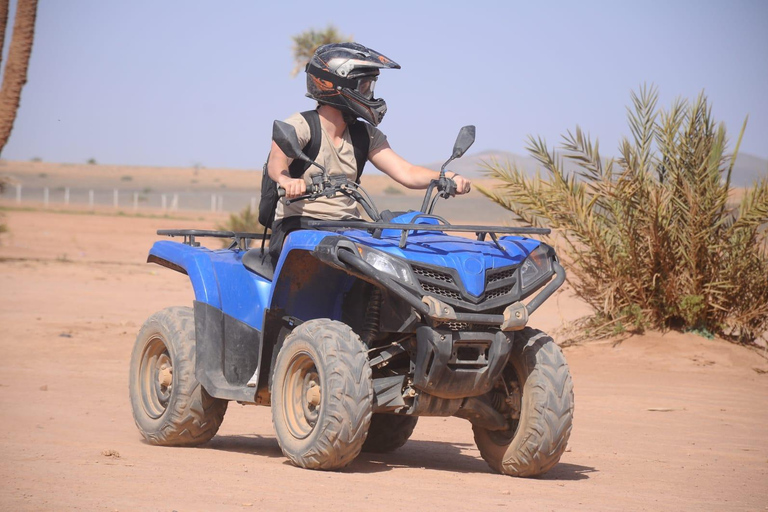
xmin=277 ymin=173 xmax=458 ymax=219
xmin=277 ymin=184 xmax=319 ymax=199
xmin=277 ymin=175 xmax=382 ymax=221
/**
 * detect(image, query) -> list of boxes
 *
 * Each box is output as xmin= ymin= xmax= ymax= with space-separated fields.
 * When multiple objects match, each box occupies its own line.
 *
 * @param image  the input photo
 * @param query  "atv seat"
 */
xmin=242 ymin=248 xmax=274 ymax=281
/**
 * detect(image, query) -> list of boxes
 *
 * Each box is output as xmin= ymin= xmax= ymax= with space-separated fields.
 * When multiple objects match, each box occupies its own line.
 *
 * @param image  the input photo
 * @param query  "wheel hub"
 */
xmin=139 ymin=336 xmax=173 ymax=419
xmin=283 ymin=352 xmax=322 ymax=439
xmin=158 ymin=363 xmax=173 ymax=388
xmin=305 ymin=380 xmax=321 ymax=406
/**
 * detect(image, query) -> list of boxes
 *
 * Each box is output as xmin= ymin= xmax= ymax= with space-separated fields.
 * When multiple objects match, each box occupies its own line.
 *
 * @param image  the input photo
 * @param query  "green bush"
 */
xmin=383 ymin=185 xmax=404 ymax=195
xmin=216 ymin=205 xmax=265 ymax=234
xmin=479 ymin=87 xmax=768 ymax=342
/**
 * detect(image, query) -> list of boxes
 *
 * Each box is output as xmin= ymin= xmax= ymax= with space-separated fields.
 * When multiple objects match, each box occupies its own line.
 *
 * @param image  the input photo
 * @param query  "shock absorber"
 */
xmin=361 ymin=286 xmax=382 ymax=345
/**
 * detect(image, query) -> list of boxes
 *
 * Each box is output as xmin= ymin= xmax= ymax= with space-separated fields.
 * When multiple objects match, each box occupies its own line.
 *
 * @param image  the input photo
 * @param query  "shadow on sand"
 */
xmin=203 ymin=435 xmax=596 ymax=480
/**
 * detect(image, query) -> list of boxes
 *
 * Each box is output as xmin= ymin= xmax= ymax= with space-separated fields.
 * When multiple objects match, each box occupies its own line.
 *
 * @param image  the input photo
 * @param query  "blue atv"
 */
xmin=128 ymin=123 xmax=574 ymax=477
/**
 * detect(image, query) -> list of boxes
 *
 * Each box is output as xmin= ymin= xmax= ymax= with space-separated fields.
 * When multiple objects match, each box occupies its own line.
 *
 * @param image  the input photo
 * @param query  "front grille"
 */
xmin=487 ymin=267 xmax=517 ymax=284
xmin=412 ymin=265 xmax=454 ymax=283
xmin=485 ymin=285 xmax=514 ymax=300
xmin=443 ymin=321 xmax=471 ymax=331
xmin=421 ymin=282 xmax=462 ymax=300
xmin=439 ymin=321 xmax=499 ymax=332
xmin=413 ymin=263 xmax=519 ymax=307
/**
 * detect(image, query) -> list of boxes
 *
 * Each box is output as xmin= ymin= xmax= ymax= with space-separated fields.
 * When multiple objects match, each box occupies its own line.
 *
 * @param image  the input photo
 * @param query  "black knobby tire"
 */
xmin=362 ymin=414 xmax=418 ymax=453
xmin=129 ymin=306 xmax=228 ymax=446
xmin=271 ymin=319 xmax=373 ymax=470
xmin=473 ymin=328 xmax=574 ymax=477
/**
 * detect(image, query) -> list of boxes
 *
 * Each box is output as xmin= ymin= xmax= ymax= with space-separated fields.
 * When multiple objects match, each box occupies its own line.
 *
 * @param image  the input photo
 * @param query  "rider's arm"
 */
xmin=267 ymin=142 xmax=307 ymax=199
xmin=368 ymin=142 xmax=471 ymax=194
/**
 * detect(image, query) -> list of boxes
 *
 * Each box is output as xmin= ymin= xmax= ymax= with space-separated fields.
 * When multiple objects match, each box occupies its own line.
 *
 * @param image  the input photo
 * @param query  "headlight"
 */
xmin=357 ymin=245 xmax=415 ymax=286
xmin=520 ymin=245 xmax=553 ymax=289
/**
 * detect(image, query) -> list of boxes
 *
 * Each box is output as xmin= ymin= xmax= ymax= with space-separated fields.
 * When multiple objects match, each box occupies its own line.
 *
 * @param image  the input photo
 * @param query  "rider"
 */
xmin=267 ymin=42 xmax=471 ymax=264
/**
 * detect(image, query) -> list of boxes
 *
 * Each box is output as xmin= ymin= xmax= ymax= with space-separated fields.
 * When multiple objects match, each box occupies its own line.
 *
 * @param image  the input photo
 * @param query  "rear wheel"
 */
xmin=362 ymin=414 xmax=418 ymax=453
xmin=271 ymin=319 xmax=373 ymax=470
xmin=129 ymin=307 xmax=228 ymax=446
xmin=472 ymin=328 xmax=574 ymax=477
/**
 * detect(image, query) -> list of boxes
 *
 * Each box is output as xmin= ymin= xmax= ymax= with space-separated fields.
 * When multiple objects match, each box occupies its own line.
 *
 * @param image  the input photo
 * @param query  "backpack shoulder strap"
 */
xmin=287 ymin=110 xmax=322 ymax=178
xmin=348 ymin=121 xmax=370 ymax=183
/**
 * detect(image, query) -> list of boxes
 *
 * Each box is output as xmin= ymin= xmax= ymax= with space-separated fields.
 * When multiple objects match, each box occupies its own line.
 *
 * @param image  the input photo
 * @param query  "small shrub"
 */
xmin=87 ymin=158 xmax=97 ymax=165
xmin=38 ymin=173 xmax=47 ymax=178
xmin=121 ymin=175 xmax=133 ymax=182
xmin=216 ymin=205 xmax=264 ymax=235
xmin=480 ymin=86 xmax=768 ymax=342
xmin=31 ymin=157 xmax=42 ymax=162
xmin=383 ymin=185 xmax=404 ymax=195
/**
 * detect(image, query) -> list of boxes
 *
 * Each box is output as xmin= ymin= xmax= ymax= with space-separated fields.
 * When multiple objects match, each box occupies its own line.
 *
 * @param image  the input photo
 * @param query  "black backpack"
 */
xmin=258 ymin=110 xmax=370 ymax=228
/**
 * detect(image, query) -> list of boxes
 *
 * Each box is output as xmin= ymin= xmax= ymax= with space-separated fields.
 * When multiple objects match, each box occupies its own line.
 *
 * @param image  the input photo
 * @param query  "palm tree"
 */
xmin=291 ymin=25 xmax=351 ymax=77
xmin=0 ymin=0 xmax=38 ymax=155
xmin=0 ymin=1 xmax=9 ymax=67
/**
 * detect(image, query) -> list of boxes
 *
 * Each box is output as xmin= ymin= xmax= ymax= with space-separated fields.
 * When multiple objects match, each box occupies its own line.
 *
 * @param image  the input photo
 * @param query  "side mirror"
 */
xmin=272 ymin=120 xmax=310 ymax=163
xmin=451 ymin=125 xmax=476 ymax=159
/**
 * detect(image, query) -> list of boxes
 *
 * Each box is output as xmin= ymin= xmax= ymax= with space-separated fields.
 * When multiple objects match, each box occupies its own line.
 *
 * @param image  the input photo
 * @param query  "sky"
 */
xmin=2 ymin=0 xmax=767 ymax=170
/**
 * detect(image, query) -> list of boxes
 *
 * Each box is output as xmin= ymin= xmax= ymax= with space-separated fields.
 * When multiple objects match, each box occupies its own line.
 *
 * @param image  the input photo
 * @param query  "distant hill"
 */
xmin=422 ymin=151 xmax=768 ymax=187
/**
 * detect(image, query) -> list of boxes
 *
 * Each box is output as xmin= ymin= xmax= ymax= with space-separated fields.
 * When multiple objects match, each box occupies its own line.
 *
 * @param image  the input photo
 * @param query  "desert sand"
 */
xmin=1 ymin=168 xmax=767 ymax=510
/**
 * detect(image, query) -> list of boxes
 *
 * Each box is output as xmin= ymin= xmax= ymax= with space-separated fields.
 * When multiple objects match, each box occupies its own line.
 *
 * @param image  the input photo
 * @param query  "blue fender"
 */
xmin=268 ymin=230 xmax=355 ymax=321
xmin=148 ymin=241 xmax=271 ymax=330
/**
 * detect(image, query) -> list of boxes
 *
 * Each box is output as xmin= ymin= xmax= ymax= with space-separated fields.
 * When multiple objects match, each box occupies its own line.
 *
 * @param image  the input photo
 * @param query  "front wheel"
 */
xmin=271 ymin=319 xmax=373 ymax=470
xmin=473 ymin=328 xmax=574 ymax=477
xmin=129 ymin=307 xmax=228 ymax=446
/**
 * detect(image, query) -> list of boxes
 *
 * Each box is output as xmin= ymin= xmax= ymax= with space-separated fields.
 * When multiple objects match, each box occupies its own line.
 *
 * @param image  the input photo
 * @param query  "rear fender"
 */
xmin=147 ymin=240 xmax=271 ymax=330
xmin=148 ymin=240 xmax=272 ymax=402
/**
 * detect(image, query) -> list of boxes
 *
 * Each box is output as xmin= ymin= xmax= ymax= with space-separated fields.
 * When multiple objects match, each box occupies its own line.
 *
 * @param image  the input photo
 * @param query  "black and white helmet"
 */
xmin=306 ymin=42 xmax=400 ymax=126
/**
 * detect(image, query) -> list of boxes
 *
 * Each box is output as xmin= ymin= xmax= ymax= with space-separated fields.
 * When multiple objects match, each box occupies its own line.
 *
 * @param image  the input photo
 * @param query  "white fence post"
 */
xmin=250 ymin=196 xmax=256 ymax=212
xmin=133 ymin=192 xmax=138 ymax=211
xmin=171 ymin=193 xmax=179 ymax=211
xmin=64 ymin=187 xmax=70 ymax=205
xmin=43 ymin=188 xmax=49 ymax=208
xmin=161 ymin=194 xmax=167 ymax=211
xmin=15 ymin=184 xmax=21 ymax=203
xmin=113 ymin=189 xmax=119 ymax=209
xmin=88 ymin=190 xmax=94 ymax=209
xmin=217 ymin=194 xmax=223 ymax=212
xmin=211 ymin=194 xmax=216 ymax=212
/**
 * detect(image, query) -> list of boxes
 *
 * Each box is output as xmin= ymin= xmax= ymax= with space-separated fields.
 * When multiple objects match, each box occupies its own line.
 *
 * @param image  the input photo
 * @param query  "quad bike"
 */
xmin=129 ymin=122 xmax=574 ymax=477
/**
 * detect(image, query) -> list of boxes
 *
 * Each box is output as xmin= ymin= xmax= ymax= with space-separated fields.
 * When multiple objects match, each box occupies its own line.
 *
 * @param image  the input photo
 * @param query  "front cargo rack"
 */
xmin=307 ymin=220 xmax=551 ymax=249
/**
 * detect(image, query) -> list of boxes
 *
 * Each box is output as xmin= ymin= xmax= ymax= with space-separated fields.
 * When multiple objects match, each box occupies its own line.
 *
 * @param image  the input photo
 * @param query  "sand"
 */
xmin=1 ymin=193 xmax=767 ymax=510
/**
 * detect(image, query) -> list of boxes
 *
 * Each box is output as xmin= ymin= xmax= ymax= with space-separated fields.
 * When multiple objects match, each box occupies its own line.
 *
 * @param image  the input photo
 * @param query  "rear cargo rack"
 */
xmin=157 ymin=229 xmax=266 ymax=250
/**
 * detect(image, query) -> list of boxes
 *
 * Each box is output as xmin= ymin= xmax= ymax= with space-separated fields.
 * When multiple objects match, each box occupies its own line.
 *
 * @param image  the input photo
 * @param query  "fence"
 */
xmin=1 ymin=184 xmax=260 ymax=214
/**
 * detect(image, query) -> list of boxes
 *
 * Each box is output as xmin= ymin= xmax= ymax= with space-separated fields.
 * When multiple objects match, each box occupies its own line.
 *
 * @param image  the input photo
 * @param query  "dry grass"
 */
xmin=479 ymin=86 xmax=768 ymax=342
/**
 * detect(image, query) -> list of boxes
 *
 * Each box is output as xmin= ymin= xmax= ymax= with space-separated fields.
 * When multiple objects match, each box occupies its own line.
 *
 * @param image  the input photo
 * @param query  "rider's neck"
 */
xmin=317 ymin=105 xmax=348 ymax=141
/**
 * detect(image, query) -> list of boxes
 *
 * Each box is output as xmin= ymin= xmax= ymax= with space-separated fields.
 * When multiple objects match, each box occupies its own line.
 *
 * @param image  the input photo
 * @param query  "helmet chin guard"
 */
xmin=305 ymin=42 xmax=400 ymax=126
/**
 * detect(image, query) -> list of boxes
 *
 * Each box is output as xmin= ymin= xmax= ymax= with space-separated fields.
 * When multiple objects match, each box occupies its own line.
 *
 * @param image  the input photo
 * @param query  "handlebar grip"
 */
xmin=277 ymin=187 xmax=286 ymax=198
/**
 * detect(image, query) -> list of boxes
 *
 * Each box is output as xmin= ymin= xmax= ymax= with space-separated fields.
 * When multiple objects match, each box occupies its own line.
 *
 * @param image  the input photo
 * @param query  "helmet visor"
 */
xmin=357 ymin=77 xmax=377 ymax=100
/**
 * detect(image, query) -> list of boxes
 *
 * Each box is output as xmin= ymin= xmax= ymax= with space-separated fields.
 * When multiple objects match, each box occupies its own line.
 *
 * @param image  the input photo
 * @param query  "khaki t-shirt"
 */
xmin=274 ymin=112 xmax=388 ymax=222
